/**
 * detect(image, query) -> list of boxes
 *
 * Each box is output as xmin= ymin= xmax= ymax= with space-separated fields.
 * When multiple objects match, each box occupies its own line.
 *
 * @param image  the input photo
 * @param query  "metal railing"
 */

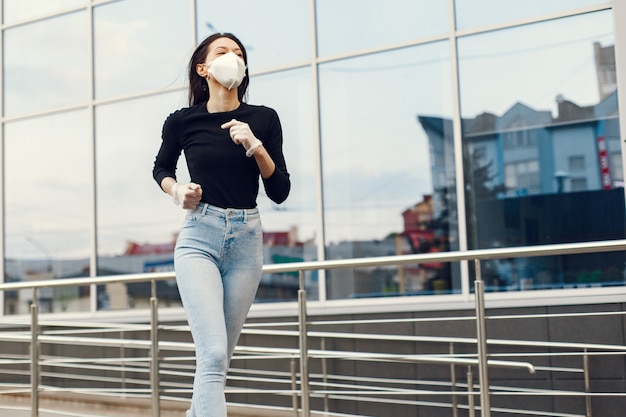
xmin=2 ymin=314 xmax=624 ymax=417
xmin=0 ymin=239 xmax=625 ymax=417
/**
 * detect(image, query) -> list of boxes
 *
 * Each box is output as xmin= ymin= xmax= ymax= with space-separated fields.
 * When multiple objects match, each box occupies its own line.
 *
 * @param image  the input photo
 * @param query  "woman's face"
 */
xmin=196 ymin=36 xmax=245 ymax=80
xmin=205 ymin=37 xmax=244 ymax=64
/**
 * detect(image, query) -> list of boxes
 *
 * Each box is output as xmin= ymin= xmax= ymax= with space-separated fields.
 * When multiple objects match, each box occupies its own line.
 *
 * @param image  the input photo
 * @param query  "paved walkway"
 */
xmin=0 ymin=394 xmax=186 ymax=417
xmin=0 ymin=406 xmax=101 ymax=417
xmin=0 ymin=405 xmax=185 ymax=417
xmin=0 ymin=404 xmax=155 ymax=417
xmin=0 ymin=397 xmax=294 ymax=417
xmin=1 ymin=388 xmax=308 ymax=417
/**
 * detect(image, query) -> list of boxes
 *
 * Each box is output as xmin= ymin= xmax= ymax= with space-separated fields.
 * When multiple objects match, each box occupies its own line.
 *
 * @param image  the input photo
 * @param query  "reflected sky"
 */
xmin=319 ymin=42 xmax=452 ymax=243
xmin=3 ymin=0 xmax=85 ymax=24
xmin=94 ymin=0 xmax=192 ymax=100
xmin=4 ymin=11 xmax=89 ymax=117
xmin=96 ymin=92 xmax=189 ymax=257
xmin=248 ymin=69 xmax=318 ymax=242
xmin=5 ymin=111 xmax=91 ymax=260
xmin=316 ymin=0 xmax=449 ymax=57
xmin=459 ymin=11 xmax=614 ymax=118
xmin=196 ymin=0 xmax=311 ymax=70
xmin=455 ymin=0 xmax=608 ymax=30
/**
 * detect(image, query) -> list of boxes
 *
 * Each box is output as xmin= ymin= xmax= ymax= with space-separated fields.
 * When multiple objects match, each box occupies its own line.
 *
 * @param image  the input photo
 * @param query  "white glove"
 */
xmin=171 ymin=182 xmax=202 ymax=209
xmin=221 ymin=119 xmax=263 ymax=157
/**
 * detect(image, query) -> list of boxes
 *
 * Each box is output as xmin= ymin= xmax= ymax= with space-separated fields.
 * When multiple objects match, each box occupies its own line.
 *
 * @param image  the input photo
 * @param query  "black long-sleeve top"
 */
xmin=153 ymin=102 xmax=290 ymax=209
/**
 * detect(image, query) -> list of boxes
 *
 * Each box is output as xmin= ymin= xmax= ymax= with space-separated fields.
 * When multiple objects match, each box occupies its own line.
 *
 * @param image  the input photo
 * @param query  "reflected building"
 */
xmin=419 ymin=87 xmax=624 ymax=290
xmin=401 ymin=195 xmax=453 ymax=293
xmin=595 ymin=42 xmax=616 ymax=101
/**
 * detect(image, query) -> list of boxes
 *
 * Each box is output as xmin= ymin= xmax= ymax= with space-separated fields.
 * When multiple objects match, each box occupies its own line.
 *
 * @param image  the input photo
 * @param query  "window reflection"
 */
xmin=316 ymin=0 xmax=449 ymax=57
xmin=248 ymin=69 xmax=318 ymax=301
xmin=94 ymin=0 xmax=192 ymax=100
xmin=195 ymin=0 xmax=311 ymax=71
xmin=455 ymin=0 xmax=607 ymax=30
xmin=95 ymin=93 xmax=186 ymax=310
xmin=320 ymin=42 xmax=461 ymax=299
xmin=2 ymin=0 xmax=85 ymax=24
xmin=453 ymin=11 xmax=624 ymax=291
xmin=4 ymin=111 xmax=91 ymax=315
xmin=4 ymin=12 xmax=88 ymax=117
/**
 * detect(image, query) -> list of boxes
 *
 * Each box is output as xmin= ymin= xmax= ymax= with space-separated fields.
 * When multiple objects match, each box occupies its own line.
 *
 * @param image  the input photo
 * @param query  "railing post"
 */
xmin=474 ymin=259 xmax=491 ymax=417
xmin=290 ymin=358 xmax=299 ymax=417
xmin=30 ymin=288 xmax=39 ymax=417
xmin=321 ymin=337 xmax=329 ymax=414
xmin=150 ymin=280 xmax=160 ymax=417
xmin=297 ymin=270 xmax=310 ymax=417
xmin=120 ymin=330 xmax=127 ymax=398
xmin=450 ymin=342 xmax=458 ymax=417
xmin=467 ymin=366 xmax=475 ymax=417
xmin=583 ymin=348 xmax=592 ymax=417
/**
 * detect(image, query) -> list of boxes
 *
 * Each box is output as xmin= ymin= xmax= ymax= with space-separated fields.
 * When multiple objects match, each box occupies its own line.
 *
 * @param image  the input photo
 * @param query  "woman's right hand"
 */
xmin=171 ymin=182 xmax=202 ymax=209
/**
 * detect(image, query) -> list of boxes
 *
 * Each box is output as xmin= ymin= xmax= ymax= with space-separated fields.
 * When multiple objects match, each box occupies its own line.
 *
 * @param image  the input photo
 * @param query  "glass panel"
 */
xmin=95 ymin=92 xmax=185 ymax=310
xmin=248 ymin=68 xmax=318 ymax=302
xmin=94 ymin=0 xmax=192 ymax=100
xmin=4 ymin=111 xmax=91 ymax=315
xmin=320 ymin=42 xmax=460 ymax=300
xmin=195 ymin=0 xmax=311 ymax=71
xmin=455 ymin=0 xmax=607 ymax=31
xmin=3 ymin=0 xmax=85 ymax=24
xmin=3 ymin=12 xmax=88 ymax=117
xmin=316 ymin=0 xmax=449 ymax=57
xmin=457 ymin=11 xmax=624 ymax=291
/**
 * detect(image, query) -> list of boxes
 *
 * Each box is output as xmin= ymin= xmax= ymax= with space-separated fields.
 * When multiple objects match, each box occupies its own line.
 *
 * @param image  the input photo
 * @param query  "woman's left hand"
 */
xmin=221 ymin=119 xmax=263 ymax=157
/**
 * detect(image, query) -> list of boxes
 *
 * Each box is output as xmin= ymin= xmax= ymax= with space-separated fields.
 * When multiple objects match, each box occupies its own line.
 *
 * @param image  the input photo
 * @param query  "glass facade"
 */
xmin=457 ymin=9 xmax=623 ymax=290
xmin=1 ymin=1 xmax=624 ymax=315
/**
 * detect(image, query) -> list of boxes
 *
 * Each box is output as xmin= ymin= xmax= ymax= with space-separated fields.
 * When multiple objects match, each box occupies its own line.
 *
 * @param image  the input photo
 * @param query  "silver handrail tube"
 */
xmin=584 ymin=348 xmax=592 ymax=417
xmin=467 ymin=366 xmax=475 ymax=417
xmin=0 ymin=240 xmax=624 ymax=293
xmin=30 ymin=288 xmax=39 ymax=417
xmin=450 ymin=343 xmax=458 ymax=417
xmin=150 ymin=293 xmax=160 ymax=417
xmin=474 ymin=260 xmax=491 ymax=417
xmin=298 ymin=269 xmax=310 ymax=417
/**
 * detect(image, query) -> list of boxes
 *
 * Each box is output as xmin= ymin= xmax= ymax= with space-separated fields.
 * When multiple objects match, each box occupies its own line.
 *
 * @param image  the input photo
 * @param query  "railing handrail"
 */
xmin=239 ymin=328 xmax=626 ymax=353
xmin=0 ymin=239 xmax=625 ymax=292
xmin=3 ymin=318 xmax=624 ymax=355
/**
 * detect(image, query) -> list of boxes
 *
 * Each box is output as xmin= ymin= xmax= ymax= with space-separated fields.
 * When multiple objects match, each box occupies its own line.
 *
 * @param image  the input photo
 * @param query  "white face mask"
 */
xmin=206 ymin=52 xmax=246 ymax=90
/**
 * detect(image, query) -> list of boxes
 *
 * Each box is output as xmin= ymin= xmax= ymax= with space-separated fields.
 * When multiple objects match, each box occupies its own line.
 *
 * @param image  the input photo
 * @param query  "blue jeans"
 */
xmin=175 ymin=203 xmax=263 ymax=417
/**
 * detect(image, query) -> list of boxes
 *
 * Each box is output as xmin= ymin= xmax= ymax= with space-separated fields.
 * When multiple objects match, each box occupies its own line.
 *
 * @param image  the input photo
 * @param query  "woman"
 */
xmin=152 ymin=33 xmax=290 ymax=417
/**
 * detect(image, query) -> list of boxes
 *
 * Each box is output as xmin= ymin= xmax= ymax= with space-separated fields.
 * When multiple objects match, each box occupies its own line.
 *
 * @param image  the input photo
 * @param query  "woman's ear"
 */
xmin=196 ymin=62 xmax=208 ymax=77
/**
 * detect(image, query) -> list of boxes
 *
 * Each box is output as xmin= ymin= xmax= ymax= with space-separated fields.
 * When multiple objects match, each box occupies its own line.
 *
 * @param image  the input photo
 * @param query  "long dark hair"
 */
xmin=187 ymin=33 xmax=249 ymax=106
